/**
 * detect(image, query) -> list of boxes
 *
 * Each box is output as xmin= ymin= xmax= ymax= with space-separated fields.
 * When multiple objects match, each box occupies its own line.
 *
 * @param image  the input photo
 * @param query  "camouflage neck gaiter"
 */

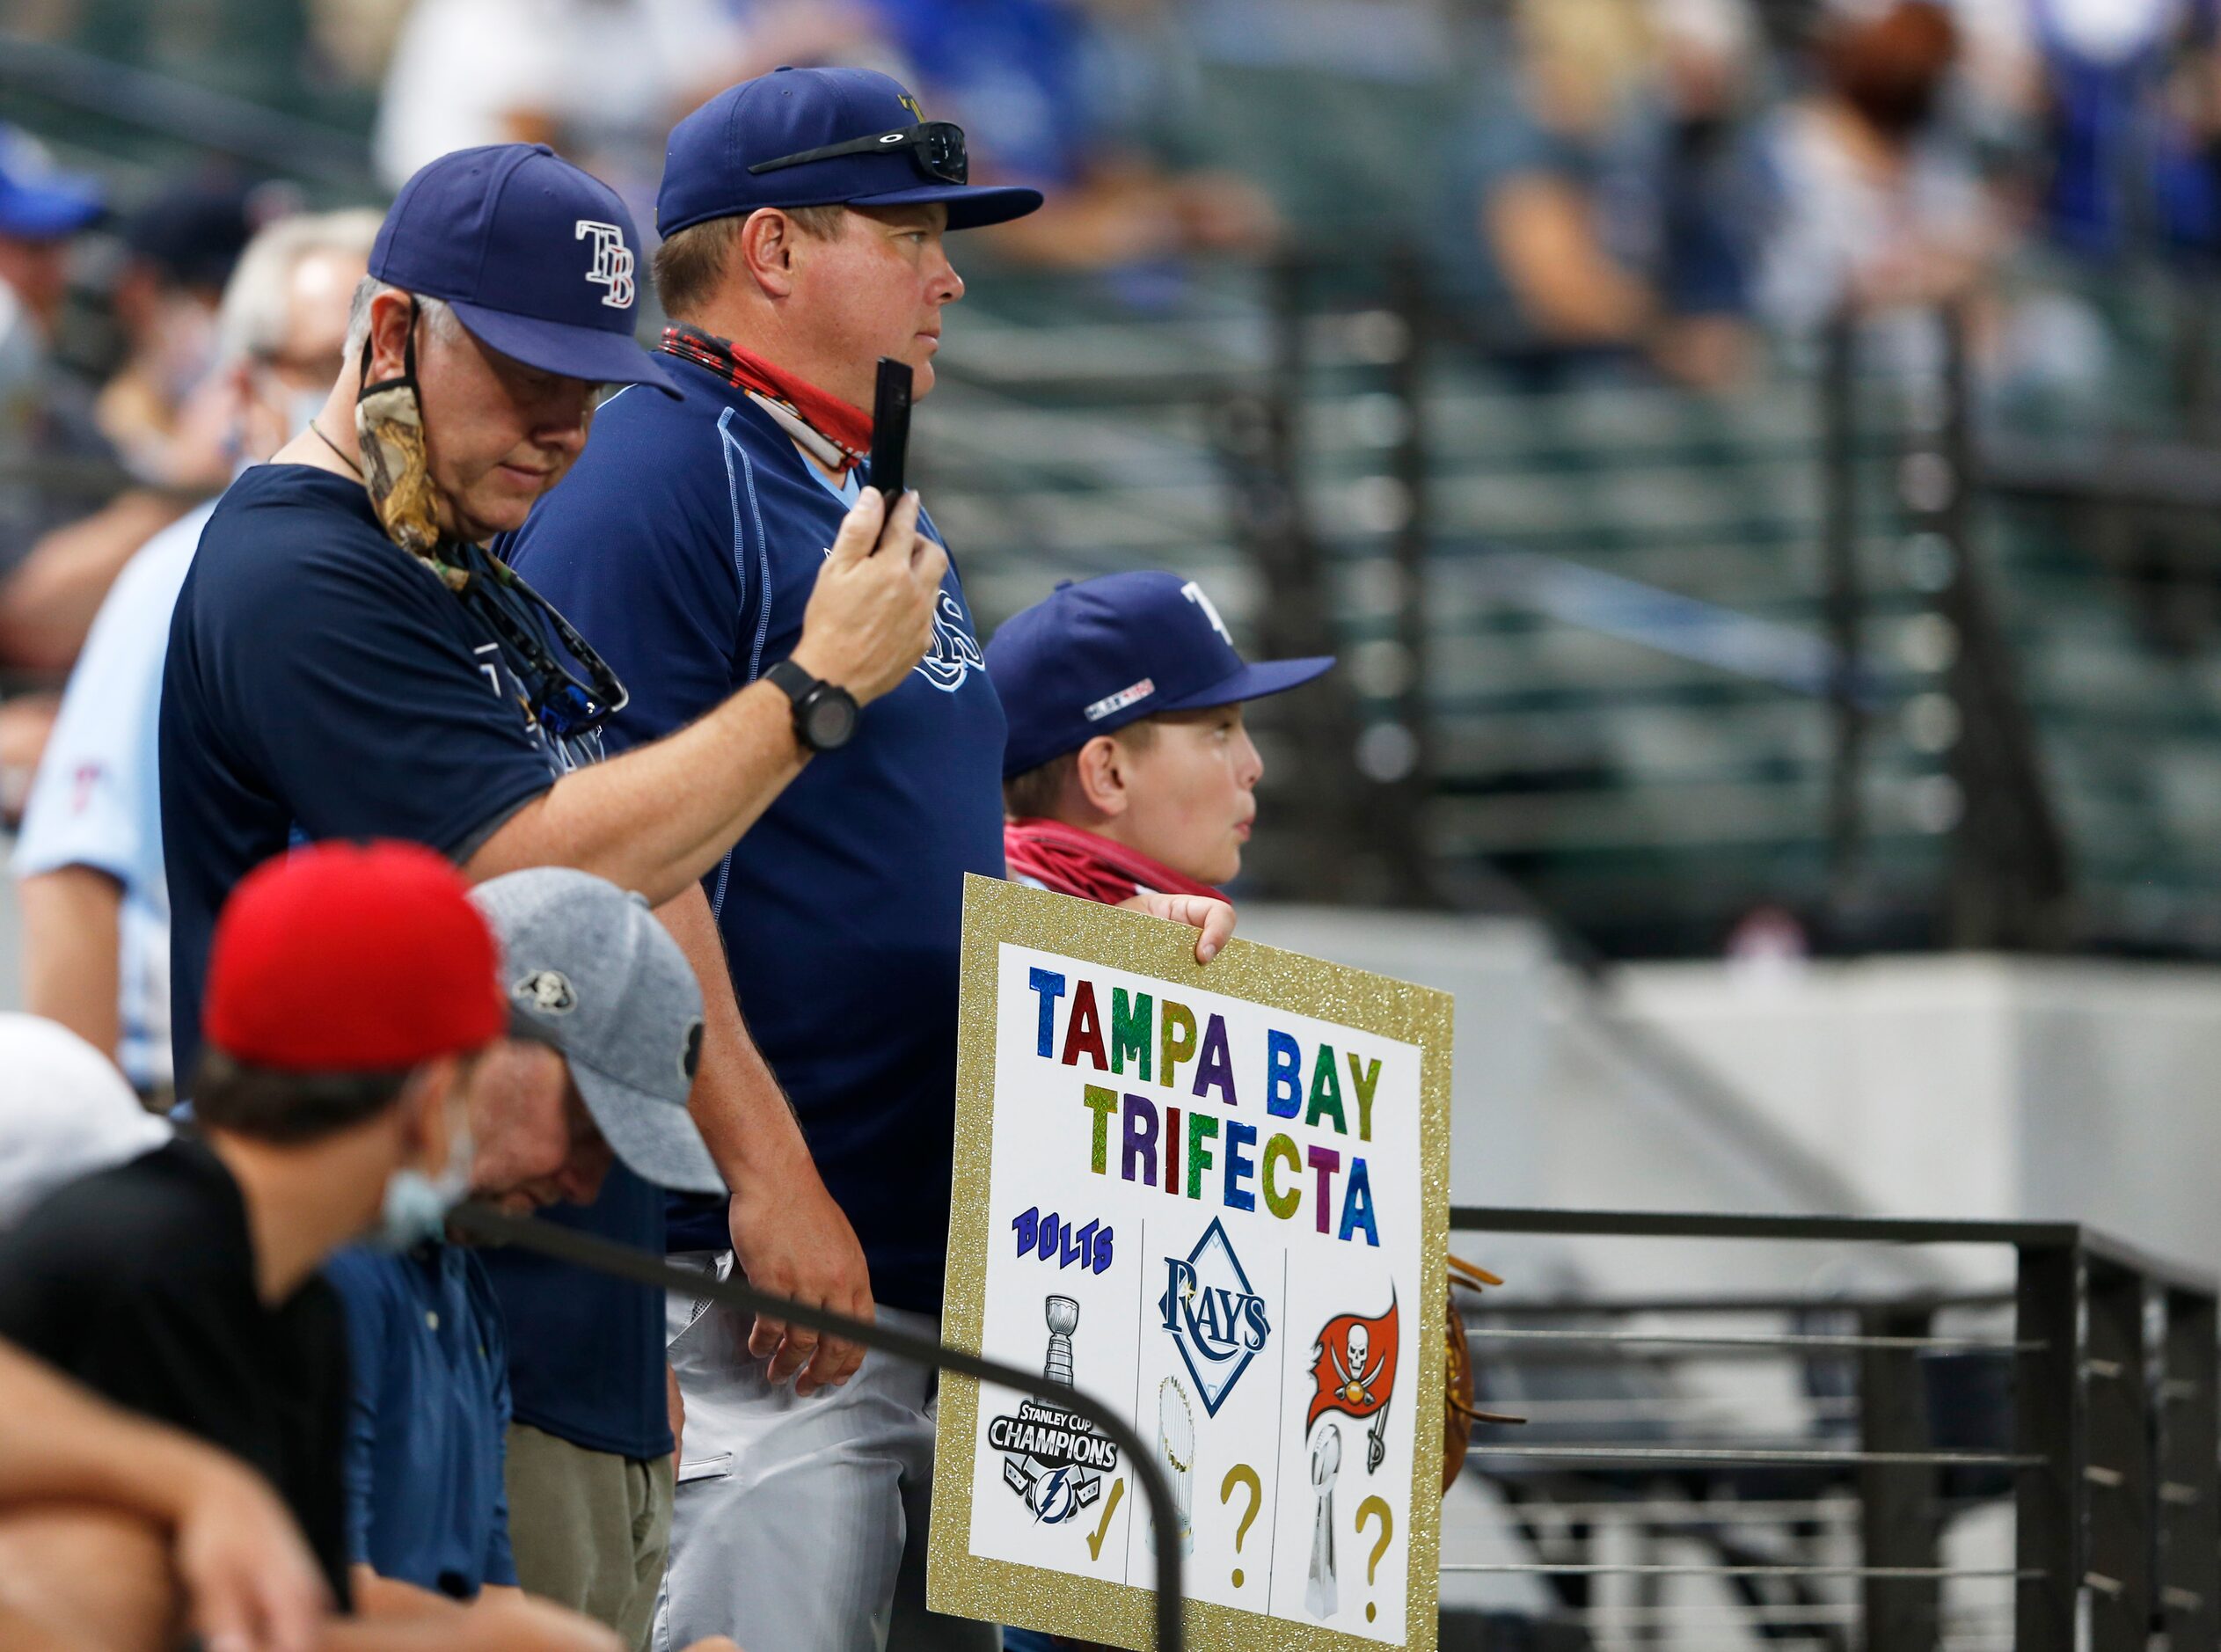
xmin=354 ymin=298 xmax=464 ymax=590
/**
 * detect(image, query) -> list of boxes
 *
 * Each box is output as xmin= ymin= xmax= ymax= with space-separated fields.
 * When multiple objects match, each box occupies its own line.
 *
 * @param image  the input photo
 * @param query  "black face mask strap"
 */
xmin=357 ymin=295 xmax=421 ymax=406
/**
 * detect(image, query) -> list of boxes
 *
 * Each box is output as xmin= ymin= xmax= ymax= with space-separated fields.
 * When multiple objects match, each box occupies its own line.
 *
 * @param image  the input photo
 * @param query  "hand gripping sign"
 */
xmin=929 ymin=876 xmax=1452 ymax=1652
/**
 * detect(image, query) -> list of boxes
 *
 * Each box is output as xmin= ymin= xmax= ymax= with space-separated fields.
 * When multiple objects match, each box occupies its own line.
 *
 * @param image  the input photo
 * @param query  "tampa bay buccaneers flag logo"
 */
xmin=1307 ymin=1295 xmax=1399 ymax=1472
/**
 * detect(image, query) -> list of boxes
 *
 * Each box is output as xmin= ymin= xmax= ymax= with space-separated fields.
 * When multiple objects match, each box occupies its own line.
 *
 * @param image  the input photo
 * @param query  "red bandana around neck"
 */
xmin=658 ymin=325 xmax=874 ymax=473
xmin=1004 ymin=818 xmax=1226 ymax=907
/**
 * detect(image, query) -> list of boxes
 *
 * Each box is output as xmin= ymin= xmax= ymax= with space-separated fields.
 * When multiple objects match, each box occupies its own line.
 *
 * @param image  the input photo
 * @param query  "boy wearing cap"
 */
xmin=503 ymin=66 xmax=1229 ymax=1652
xmin=987 ymin=572 xmax=1328 ymax=1652
xmin=327 ymin=865 xmax=735 ymax=1652
xmin=990 ymin=571 xmax=1335 ymax=903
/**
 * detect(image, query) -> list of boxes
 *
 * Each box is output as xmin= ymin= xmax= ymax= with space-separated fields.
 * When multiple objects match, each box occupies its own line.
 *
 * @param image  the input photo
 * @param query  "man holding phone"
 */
xmin=503 ymin=67 xmax=1231 ymax=1651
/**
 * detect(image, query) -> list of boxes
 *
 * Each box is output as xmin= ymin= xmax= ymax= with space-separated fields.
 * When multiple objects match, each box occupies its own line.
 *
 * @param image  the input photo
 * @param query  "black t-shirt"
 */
xmin=159 ymin=464 xmax=570 ymax=1085
xmin=0 ymin=1136 xmax=354 ymax=1607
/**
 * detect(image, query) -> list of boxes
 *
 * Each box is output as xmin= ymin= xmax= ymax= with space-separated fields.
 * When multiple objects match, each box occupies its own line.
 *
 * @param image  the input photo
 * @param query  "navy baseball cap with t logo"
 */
xmin=658 ymin=66 xmax=1042 ymax=238
xmin=986 ymin=571 xmax=1336 ymax=779
xmin=371 ymin=143 xmax=676 ymax=395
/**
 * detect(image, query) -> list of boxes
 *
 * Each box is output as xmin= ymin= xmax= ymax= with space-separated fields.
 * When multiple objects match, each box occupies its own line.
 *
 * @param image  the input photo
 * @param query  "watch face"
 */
xmin=806 ymin=691 xmax=858 ymax=749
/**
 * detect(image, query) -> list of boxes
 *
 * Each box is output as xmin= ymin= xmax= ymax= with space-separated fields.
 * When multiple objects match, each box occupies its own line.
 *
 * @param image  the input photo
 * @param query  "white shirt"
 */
xmin=373 ymin=0 xmax=746 ymax=199
xmin=1755 ymin=105 xmax=1990 ymax=338
xmin=0 ymin=1013 xmax=171 ymax=1225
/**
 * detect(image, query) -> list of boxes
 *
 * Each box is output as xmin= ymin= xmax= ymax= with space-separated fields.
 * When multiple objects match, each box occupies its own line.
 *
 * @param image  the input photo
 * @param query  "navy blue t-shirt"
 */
xmin=159 ymin=462 xmax=673 ymax=1460
xmin=161 ymin=465 xmax=559 ymax=1075
xmin=504 ymin=361 xmax=1007 ymax=1312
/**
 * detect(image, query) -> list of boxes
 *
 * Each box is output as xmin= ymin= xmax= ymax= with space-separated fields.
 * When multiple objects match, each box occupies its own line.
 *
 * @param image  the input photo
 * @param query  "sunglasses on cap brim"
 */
xmin=747 ymin=121 xmax=968 ymax=186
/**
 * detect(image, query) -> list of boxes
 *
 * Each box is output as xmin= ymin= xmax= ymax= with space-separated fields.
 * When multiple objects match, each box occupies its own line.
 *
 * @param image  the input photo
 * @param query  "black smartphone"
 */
xmin=868 ymin=355 xmax=912 ymax=507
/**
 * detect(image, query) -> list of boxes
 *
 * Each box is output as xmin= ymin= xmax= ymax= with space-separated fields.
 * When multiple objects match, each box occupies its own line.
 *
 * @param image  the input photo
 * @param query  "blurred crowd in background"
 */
xmin=4 ymin=0 xmax=2221 ymax=815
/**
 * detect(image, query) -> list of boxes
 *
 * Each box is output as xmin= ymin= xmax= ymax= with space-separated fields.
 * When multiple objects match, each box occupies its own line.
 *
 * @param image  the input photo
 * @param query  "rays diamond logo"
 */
xmin=1158 ymin=1217 xmax=1271 ymax=1417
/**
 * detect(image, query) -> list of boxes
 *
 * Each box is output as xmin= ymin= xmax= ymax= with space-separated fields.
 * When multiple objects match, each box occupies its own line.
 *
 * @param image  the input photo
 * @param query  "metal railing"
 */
xmin=1449 ymin=1205 xmax=2220 ymax=1651
xmin=0 ymin=34 xmax=375 ymax=191
xmin=1821 ymin=305 xmax=2073 ymax=954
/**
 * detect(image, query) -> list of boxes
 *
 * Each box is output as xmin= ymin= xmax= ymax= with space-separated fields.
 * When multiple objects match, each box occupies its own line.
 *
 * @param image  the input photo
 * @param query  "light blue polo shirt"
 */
xmin=13 ymin=501 xmax=213 ymax=1093
xmin=325 ymin=1242 xmax=517 ymax=1598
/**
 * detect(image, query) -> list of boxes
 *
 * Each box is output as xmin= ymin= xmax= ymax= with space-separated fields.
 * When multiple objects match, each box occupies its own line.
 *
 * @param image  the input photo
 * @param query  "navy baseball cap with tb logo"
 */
xmin=371 ymin=143 xmax=676 ymax=395
xmin=986 ymin=571 xmax=1336 ymax=779
xmin=658 ymin=66 xmax=1043 ymax=238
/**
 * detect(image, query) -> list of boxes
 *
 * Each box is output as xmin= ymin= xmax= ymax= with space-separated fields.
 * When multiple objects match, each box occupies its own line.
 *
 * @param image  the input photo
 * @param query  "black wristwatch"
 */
xmin=764 ymin=658 xmax=859 ymax=753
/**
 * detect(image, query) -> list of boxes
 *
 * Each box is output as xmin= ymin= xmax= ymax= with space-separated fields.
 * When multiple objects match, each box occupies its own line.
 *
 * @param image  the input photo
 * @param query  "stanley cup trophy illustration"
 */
xmin=1305 ymin=1422 xmax=1342 ymax=1619
xmin=1151 ymin=1375 xmax=1196 ymax=1557
xmin=999 ymin=1296 xmax=1107 ymax=1524
xmin=1044 ymin=1295 xmax=1079 ymax=1386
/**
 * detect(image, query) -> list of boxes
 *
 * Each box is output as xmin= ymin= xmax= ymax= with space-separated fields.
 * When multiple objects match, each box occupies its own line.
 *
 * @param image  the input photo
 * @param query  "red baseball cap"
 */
xmin=205 ymin=840 xmax=508 ymax=1072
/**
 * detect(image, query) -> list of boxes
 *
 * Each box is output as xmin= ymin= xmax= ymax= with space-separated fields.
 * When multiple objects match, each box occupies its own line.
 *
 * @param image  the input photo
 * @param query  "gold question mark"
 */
xmin=1219 ymin=1465 xmax=1262 ymax=1587
xmin=1355 ymin=1495 xmax=1394 ymax=1623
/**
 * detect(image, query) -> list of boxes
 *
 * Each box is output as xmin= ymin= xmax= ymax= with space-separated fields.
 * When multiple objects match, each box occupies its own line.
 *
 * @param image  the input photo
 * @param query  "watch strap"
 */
xmin=764 ymin=656 xmax=857 ymax=753
xmin=764 ymin=657 xmax=816 ymax=706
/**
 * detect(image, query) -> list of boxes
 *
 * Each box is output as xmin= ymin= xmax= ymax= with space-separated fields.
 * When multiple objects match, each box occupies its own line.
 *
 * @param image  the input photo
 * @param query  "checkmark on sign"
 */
xmin=1085 ymin=1476 xmax=1126 ymax=1561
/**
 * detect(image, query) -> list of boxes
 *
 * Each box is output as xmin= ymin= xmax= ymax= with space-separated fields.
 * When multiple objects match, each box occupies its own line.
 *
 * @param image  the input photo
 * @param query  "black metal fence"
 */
xmin=1449 ymin=1206 xmax=2220 ymax=1651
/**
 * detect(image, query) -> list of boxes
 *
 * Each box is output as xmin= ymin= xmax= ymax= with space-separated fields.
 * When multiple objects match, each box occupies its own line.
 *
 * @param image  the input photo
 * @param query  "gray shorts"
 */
xmin=656 ymin=1250 xmax=998 ymax=1652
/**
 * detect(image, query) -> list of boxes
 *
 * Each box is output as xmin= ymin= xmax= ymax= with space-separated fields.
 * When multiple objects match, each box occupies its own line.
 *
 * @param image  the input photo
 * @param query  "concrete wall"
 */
xmin=1615 ymin=954 xmax=2221 ymax=1276
xmin=1240 ymin=915 xmax=2221 ymax=1290
xmin=1234 ymin=907 xmax=1553 ymax=1209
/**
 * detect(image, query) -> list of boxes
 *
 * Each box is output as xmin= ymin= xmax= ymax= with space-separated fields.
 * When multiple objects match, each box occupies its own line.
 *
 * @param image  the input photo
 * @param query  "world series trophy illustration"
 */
xmin=1044 ymin=1295 xmax=1079 ymax=1386
xmin=1151 ymin=1375 xmax=1195 ymax=1557
xmin=1305 ymin=1422 xmax=1341 ymax=1619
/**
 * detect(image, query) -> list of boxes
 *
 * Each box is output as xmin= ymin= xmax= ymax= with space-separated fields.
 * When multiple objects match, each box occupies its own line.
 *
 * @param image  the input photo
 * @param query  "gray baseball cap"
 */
xmin=470 ymin=868 xmax=724 ymax=1195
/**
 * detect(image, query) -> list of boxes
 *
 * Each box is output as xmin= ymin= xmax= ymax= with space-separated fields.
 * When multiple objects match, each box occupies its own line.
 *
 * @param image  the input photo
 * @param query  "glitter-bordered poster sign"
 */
xmin=929 ymin=875 xmax=1451 ymax=1651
